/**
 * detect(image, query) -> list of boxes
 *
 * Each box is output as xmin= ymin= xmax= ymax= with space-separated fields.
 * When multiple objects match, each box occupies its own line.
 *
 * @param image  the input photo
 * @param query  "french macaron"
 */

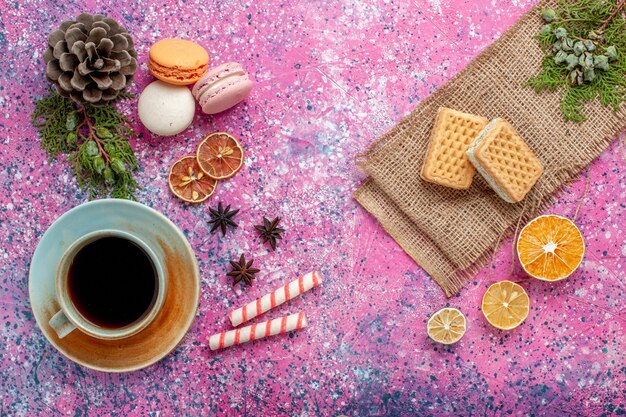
xmin=192 ymin=62 xmax=253 ymax=115
xmin=138 ymin=80 xmax=195 ymax=136
xmin=148 ymin=39 xmax=209 ymax=85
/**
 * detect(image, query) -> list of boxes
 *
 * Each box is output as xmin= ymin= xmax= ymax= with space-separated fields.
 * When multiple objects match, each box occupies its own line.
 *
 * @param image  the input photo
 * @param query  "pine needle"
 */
xmin=526 ymin=0 xmax=626 ymax=122
xmin=31 ymin=90 xmax=140 ymax=200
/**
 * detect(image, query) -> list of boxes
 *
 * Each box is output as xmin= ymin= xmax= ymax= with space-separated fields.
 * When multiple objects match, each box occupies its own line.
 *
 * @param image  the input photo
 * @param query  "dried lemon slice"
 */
xmin=168 ymin=156 xmax=217 ymax=203
xmin=517 ymin=214 xmax=585 ymax=281
xmin=427 ymin=307 xmax=466 ymax=344
xmin=196 ymin=132 xmax=245 ymax=180
xmin=481 ymin=281 xmax=530 ymax=330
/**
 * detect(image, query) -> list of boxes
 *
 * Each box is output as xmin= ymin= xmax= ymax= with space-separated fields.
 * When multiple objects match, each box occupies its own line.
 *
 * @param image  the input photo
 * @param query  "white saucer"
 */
xmin=29 ymin=199 xmax=200 ymax=372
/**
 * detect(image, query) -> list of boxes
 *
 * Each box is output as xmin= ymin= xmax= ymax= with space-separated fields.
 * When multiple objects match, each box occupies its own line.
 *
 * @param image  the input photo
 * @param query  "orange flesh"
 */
xmin=481 ymin=281 xmax=530 ymax=330
xmin=196 ymin=133 xmax=244 ymax=180
xmin=169 ymin=156 xmax=217 ymax=203
xmin=427 ymin=308 xmax=466 ymax=344
xmin=517 ymin=215 xmax=585 ymax=281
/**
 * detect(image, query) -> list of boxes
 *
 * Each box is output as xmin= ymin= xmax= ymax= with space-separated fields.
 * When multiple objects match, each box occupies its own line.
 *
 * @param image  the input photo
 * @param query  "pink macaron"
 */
xmin=192 ymin=62 xmax=253 ymax=114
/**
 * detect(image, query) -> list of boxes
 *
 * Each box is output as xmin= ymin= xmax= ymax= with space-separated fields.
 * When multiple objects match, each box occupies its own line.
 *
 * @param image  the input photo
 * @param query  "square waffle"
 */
xmin=421 ymin=107 xmax=489 ymax=189
xmin=466 ymin=118 xmax=543 ymax=203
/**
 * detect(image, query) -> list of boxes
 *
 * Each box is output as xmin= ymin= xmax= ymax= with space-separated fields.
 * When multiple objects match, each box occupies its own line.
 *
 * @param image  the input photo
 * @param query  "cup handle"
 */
xmin=49 ymin=310 xmax=76 ymax=339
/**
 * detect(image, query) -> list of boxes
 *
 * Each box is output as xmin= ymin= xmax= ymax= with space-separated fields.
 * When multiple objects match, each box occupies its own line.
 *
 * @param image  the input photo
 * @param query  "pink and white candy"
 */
xmin=229 ymin=271 xmax=322 ymax=327
xmin=209 ymin=312 xmax=307 ymax=351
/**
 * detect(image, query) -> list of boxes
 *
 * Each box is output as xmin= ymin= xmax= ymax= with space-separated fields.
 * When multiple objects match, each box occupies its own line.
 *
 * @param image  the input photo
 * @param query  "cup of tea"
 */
xmin=49 ymin=229 xmax=166 ymax=340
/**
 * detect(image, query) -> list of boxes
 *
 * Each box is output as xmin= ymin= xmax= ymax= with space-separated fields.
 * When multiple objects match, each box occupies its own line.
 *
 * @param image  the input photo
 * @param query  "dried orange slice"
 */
xmin=196 ymin=132 xmax=244 ymax=180
xmin=168 ymin=156 xmax=217 ymax=203
xmin=481 ymin=280 xmax=530 ymax=330
xmin=517 ymin=214 xmax=585 ymax=281
xmin=427 ymin=307 xmax=466 ymax=344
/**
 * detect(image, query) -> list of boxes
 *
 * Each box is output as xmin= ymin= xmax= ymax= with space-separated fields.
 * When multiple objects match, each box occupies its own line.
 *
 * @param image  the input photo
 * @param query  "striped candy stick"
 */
xmin=228 ymin=271 xmax=322 ymax=327
xmin=209 ymin=312 xmax=307 ymax=351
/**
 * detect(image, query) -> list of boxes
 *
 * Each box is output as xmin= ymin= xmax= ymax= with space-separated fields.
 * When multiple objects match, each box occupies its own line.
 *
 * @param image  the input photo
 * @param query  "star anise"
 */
xmin=208 ymin=202 xmax=239 ymax=236
xmin=254 ymin=217 xmax=285 ymax=251
xmin=227 ymin=254 xmax=260 ymax=286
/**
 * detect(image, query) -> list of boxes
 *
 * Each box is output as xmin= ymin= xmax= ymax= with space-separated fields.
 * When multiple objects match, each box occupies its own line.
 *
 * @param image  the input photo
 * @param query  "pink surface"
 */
xmin=1 ymin=0 xmax=625 ymax=415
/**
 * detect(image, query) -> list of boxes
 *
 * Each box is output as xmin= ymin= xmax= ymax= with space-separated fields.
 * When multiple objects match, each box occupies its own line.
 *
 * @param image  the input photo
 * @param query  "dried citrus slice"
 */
xmin=196 ymin=132 xmax=244 ymax=180
xmin=168 ymin=156 xmax=217 ymax=203
xmin=481 ymin=281 xmax=530 ymax=330
xmin=517 ymin=214 xmax=585 ymax=281
xmin=427 ymin=307 xmax=466 ymax=344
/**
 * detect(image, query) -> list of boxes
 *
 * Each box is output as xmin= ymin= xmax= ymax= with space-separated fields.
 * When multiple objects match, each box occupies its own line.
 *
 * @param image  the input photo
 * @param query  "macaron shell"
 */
xmin=149 ymin=39 xmax=209 ymax=85
xmin=192 ymin=63 xmax=253 ymax=114
xmin=149 ymin=39 xmax=209 ymax=69
xmin=191 ymin=62 xmax=244 ymax=97
xmin=200 ymin=76 xmax=253 ymax=114
xmin=137 ymin=80 xmax=196 ymax=136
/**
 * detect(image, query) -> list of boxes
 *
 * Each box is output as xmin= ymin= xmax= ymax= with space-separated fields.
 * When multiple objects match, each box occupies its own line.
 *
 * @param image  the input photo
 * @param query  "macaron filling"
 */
xmin=148 ymin=59 xmax=206 ymax=82
xmin=466 ymin=118 xmax=516 ymax=203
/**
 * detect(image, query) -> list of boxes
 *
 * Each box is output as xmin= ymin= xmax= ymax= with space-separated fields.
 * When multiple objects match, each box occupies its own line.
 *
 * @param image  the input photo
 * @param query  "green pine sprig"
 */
xmin=526 ymin=0 xmax=626 ymax=122
xmin=32 ymin=91 xmax=139 ymax=200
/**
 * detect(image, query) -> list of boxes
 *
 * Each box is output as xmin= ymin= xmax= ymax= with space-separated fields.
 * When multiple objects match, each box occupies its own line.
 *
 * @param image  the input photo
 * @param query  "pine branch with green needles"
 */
xmin=32 ymin=91 xmax=139 ymax=200
xmin=526 ymin=0 xmax=626 ymax=122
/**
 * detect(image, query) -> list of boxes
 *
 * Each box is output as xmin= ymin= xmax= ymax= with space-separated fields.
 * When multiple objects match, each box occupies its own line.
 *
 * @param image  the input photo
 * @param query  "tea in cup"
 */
xmin=49 ymin=229 xmax=166 ymax=340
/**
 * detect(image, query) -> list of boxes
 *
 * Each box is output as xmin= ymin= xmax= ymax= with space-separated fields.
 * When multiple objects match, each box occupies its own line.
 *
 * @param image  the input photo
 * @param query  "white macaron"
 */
xmin=138 ymin=80 xmax=195 ymax=136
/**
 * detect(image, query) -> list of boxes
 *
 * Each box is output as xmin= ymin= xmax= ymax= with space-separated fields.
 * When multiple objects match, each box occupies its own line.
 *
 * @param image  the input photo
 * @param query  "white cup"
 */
xmin=49 ymin=230 xmax=166 ymax=340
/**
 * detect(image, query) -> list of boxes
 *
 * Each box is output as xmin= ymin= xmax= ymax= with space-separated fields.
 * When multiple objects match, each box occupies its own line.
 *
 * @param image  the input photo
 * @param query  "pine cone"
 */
xmin=44 ymin=13 xmax=137 ymax=106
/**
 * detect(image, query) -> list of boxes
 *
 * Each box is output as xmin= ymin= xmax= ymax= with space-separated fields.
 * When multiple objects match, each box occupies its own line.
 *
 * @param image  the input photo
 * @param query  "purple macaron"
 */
xmin=191 ymin=62 xmax=253 ymax=115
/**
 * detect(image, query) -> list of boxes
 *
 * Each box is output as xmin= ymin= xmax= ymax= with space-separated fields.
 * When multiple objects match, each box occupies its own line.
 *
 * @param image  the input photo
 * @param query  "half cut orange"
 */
xmin=196 ymin=132 xmax=245 ymax=180
xmin=168 ymin=156 xmax=217 ymax=203
xmin=427 ymin=307 xmax=466 ymax=344
xmin=517 ymin=215 xmax=585 ymax=281
xmin=481 ymin=280 xmax=530 ymax=330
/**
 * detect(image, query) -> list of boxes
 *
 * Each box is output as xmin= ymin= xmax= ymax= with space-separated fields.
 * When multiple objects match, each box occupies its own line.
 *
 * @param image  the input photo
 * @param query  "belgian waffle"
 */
xmin=466 ymin=118 xmax=543 ymax=203
xmin=420 ymin=107 xmax=489 ymax=189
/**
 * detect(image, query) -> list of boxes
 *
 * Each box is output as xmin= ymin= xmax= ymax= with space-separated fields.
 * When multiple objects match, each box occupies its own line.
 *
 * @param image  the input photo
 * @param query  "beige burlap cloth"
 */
xmin=354 ymin=0 xmax=626 ymax=297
